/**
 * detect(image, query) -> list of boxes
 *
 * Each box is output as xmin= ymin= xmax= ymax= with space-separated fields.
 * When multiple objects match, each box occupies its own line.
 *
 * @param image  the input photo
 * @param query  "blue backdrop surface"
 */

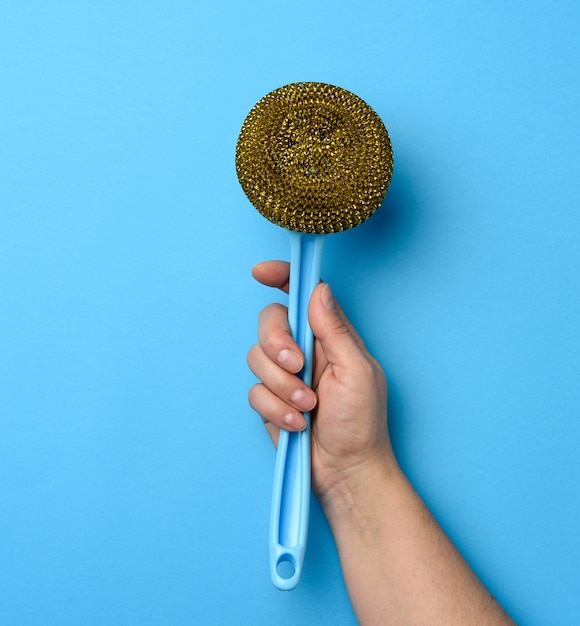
xmin=1 ymin=1 xmax=579 ymax=624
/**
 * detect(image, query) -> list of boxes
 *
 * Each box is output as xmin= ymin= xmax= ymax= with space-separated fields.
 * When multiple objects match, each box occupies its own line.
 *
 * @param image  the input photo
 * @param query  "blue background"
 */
xmin=1 ymin=1 xmax=578 ymax=624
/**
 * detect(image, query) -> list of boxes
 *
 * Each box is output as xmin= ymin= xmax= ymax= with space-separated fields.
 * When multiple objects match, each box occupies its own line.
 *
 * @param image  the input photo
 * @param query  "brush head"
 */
xmin=236 ymin=82 xmax=393 ymax=234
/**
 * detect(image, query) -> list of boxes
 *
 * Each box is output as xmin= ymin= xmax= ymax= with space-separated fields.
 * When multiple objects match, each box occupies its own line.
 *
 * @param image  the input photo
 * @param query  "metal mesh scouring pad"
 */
xmin=236 ymin=82 xmax=393 ymax=234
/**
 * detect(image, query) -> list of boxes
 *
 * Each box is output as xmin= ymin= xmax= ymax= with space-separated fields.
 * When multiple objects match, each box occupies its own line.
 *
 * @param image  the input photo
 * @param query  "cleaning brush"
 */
xmin=236 ymin=82 xmax=393 ymax=590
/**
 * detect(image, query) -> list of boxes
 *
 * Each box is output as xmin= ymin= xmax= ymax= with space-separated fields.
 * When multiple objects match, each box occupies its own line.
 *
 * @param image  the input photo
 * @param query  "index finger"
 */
xmin=251 ymin=261 xmax=290 ymax=293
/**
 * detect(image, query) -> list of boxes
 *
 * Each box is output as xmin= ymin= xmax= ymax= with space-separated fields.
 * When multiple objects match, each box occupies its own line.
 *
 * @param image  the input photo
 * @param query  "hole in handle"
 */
xmin=276 ymin=554 xmax=296 ymax=580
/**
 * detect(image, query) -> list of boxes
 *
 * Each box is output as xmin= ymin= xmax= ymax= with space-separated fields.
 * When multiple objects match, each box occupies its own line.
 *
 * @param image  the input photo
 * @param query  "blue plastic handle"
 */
xmin=269 ymin=231 xmax=325 ymax=590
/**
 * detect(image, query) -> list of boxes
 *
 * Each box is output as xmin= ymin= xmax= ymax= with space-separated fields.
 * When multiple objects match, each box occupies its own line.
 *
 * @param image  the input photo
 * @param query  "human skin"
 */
xmin=247 ymin=260 xmax=514 ymax=625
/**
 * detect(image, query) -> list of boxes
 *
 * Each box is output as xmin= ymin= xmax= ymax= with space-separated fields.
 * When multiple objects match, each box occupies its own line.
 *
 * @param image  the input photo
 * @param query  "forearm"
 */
xmin=320 ymin=458 xmax=514 ymax=626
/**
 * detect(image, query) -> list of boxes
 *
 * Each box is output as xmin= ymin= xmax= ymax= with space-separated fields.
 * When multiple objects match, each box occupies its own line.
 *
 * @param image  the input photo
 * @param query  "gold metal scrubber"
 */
xmin=236 ymin=82 xmax=393 ymax=590
xmin=236 ymin=82 xmax=393 ymax=233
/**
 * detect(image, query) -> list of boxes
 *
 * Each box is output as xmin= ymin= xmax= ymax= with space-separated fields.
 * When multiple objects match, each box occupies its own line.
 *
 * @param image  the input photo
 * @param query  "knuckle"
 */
xmin=248 ymin=383 xmax=260 ymax=407
xmin=258 ymin=302 xmax=287 ymax=325
xmin=342 ymin=354 xmax=387 ymax=395
xmin=248 ymin=383 xmax=268 ymax=411
xmin=369 ymin=355 xmax=387 ymax=388
xmin=258 ymin=303 xmax=290 ymax=356
xmin=359 ymin=357 xmax=376 ymax=380
xmin=248 ymin=383 xmax=283 ymax=425
xmin=261 ymin=334 xmax=280 ymax=358
xmin=247 ymin=344 xmax=267 ymax=376
xmin=246 ymin=343 xmax=261 ymax=365
xmin=328 ymin=316 xmax=350 ymax=337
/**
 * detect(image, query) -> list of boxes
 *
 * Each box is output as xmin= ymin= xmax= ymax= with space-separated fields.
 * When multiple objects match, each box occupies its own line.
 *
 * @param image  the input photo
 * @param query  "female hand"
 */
xmin=247 ymin=260 xmax=397 ymax=500
xmin=248 ymin=262 xmax=514 ymax=625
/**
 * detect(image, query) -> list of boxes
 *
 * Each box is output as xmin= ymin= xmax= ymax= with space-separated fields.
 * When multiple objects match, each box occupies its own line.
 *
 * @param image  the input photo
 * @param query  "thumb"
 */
xmin=308 ymin=283 xmax=365 ymax=368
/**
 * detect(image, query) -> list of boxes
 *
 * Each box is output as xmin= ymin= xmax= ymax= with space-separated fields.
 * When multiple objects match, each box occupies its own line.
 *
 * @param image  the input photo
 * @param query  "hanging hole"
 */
xmin=276 ymin=555 xmax=296 ymax=580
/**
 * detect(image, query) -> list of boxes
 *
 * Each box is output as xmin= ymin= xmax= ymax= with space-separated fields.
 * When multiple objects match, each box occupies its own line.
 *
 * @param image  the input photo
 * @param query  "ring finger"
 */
xmin=247 ymin=344 xmax=317 ymax=414
xmin=248 ymin=382 xmax=307 ymax=432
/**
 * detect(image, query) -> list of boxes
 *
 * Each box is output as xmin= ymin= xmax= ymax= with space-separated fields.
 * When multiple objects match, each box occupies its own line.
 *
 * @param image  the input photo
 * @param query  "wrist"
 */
xmin=317 ymin=445 xmax=402 ymax=528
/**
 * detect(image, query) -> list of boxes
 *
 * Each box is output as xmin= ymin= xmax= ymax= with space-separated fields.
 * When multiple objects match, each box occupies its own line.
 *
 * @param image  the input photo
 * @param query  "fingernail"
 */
xmin=290 ymin=388 xmax=315 ymax=411
xmin=322 ymin=283 xmax=335 ymax=310
xmin=277 ymin=349 xmax=303 ymax=372
xmin=284 ymin=412 xmax=307 ymax=431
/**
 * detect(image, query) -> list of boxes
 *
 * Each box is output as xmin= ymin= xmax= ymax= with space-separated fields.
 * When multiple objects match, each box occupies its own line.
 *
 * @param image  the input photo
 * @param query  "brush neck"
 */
xmin=288 ymin=231 xmax=326 ymax=387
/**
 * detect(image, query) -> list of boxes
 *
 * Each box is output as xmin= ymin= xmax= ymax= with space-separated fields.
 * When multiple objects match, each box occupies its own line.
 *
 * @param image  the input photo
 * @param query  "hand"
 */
xmin=247 ymin=261 xmax=397 ymax=500
xmin=248 ymin=262 xmax=514 ymax=624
